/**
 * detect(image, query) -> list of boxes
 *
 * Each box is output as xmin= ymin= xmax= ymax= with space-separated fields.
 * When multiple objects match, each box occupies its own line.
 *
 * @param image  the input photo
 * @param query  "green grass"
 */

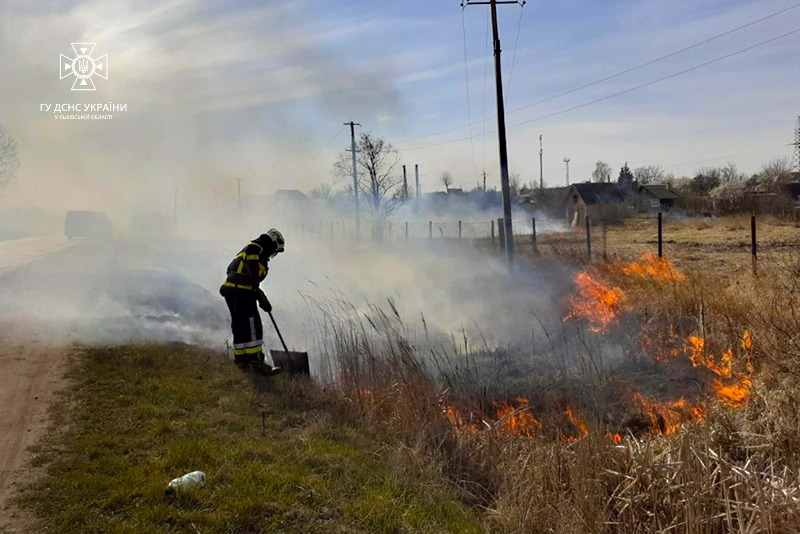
xmin=15 ymin=344 xmax=482 ymax=533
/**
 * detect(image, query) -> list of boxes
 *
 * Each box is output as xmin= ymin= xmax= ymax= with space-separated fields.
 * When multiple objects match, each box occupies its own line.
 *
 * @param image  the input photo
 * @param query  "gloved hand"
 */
xmin=257 ymin=289 xmax=272 ymax=313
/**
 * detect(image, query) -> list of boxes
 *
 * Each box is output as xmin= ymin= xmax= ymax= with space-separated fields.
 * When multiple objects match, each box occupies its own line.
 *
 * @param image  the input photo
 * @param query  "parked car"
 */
xmin=64 ymin=210 xmax=112 ymax=239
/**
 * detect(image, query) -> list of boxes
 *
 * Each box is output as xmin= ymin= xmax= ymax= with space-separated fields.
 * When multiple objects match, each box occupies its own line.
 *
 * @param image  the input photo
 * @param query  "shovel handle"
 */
xmin=267 ymin=311 xmax=289 ymax=352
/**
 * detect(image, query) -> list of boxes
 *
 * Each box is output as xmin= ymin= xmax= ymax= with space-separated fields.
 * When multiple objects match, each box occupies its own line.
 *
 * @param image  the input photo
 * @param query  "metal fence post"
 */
xmin=751 ymin=215 xmax=758 ymax=276
xmin=657 ymin=212 xmax=663 ymax=258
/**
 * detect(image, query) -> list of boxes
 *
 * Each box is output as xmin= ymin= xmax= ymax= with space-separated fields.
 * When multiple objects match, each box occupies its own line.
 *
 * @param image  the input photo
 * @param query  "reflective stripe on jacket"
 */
xmin=221 ymin=241 xmax=269 ymax=291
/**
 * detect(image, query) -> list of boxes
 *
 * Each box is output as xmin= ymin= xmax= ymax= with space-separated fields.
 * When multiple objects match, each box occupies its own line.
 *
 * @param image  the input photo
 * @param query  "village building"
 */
xmin=637 ymin=184 xmax=681 ymax=213
xmin=564 ymin=182 xmax=626 ymax=226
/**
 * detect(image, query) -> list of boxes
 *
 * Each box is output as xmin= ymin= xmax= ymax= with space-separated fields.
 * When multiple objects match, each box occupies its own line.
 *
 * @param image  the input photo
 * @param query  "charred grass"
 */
xmin=13 ymin=344 xmax=482 ymax=533
xmin=315 ymin=247 xmax=800 ymax=533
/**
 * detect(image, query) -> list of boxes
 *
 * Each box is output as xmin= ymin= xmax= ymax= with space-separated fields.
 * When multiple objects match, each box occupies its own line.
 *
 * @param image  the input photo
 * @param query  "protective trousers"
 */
xmin=223 ymin=289 xmax=263 ymax=360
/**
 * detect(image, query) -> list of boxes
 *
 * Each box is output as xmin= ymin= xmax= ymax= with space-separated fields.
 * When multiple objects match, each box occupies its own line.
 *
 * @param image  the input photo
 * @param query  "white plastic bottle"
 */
xmin=165 ymin=471 xmax=206 ymax=495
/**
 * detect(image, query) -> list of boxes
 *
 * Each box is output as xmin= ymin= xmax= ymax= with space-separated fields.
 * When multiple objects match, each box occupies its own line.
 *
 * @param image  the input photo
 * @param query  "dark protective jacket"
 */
xmin=220 ymin=235 xmax=278 ymax=292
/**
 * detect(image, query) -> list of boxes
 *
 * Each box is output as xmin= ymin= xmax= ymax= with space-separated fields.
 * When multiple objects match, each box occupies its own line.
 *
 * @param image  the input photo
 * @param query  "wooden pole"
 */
xmin=498 ymin=218 xmax=506 ymax=253
xmin=531 ymin=217 xmax=539 ymax=256
xmin=491 ymin=219 xmax=495 ymax=243
xmin=585 ymin=216 xmax=592 ymax=260
xmin=458 ymin=220 xmax=462 ymax=240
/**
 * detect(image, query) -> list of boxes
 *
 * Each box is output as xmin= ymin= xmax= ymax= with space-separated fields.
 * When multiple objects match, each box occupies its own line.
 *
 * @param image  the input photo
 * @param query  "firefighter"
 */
xmin=220 ymin=229 xmax=285 ymax=375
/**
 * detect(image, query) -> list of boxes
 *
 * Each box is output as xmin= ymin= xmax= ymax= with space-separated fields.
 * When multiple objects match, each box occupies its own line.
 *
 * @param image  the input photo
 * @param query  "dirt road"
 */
xmin=0 ymin=236 xmax=230 ymax=530
xmin=0 ymin=324 xmax=70 ymax=530
xmin=0 ymin=236 xmax=80 ymax=530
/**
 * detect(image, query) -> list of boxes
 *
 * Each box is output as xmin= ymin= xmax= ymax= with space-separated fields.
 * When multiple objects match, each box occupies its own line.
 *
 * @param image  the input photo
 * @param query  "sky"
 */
xmin=0 ymin=0 xmax=798 ymax=212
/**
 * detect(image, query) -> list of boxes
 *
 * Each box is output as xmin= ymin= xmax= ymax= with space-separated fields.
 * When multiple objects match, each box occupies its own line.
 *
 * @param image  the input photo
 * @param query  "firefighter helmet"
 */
xmin=266 ymin=228 xmax=285 ymax=254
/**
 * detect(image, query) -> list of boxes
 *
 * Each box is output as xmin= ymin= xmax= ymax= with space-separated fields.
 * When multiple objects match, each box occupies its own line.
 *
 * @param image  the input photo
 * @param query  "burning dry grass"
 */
xmin=310 ymin=250 xmax=800 ymax=532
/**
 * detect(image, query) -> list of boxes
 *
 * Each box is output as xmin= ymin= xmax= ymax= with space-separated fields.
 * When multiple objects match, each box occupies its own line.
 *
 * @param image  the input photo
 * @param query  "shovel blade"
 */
xmin=269 ymin=350 xmax=310 ymax=376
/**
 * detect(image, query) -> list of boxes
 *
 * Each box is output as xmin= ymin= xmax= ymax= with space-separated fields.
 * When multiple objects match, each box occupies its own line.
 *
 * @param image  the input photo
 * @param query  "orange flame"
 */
xmin=494 ymin=398 xmax=542 ymax=437
xmin=565 ymin=406 xmax=589 ymax=437
xmin=605 ymin=433 xmax=623 ymax=444
xmin=685 ymin=336 xmax=734 ymax=378
xmin=742 ymin=330 xmax=752 ymax=351
xmin=444 ymin=405 xmax=477 ymax=433
xmin=634 ymin=393 xmax=706 ymax=435
xmin=565 ymin=272 xmax=626 ymax=333
xmin=621 ymin=252 xmax=686 ymax=282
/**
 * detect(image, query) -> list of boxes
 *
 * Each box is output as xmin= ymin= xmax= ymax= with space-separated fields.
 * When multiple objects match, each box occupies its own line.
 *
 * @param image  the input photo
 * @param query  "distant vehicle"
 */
xmin=64 ymin=210 xmax=112 ymax=239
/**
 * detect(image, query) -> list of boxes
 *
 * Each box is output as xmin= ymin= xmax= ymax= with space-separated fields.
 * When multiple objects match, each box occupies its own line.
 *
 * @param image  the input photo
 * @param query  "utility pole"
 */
xmin=792 ymin=116 xmax=800 ymax=172
xmin=563 ymin=158 xmax=571 ymax=186
xmin=463 ymin=0 xmax=524 ymax=270
xmin=539 ymin=134 xmax=544 ymax=189
xmin=402 ymin=165 xmax=408 ymax=199
xmin=344 ymin=121 xmax=361 ymax=239
xmin=415 ymin=164 xmax=420 ymax=198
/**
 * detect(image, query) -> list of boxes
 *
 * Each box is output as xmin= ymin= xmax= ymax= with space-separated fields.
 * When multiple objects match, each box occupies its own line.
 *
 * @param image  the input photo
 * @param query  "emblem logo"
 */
xmin=60 ymin=43 xmax=108 ymax=91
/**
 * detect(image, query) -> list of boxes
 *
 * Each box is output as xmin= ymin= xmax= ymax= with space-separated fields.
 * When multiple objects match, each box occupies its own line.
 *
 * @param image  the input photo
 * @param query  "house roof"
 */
xmin=569 ymin=182 xmax=625 ymax=205
xmin=639 ymin=184 xmax=680 ymax=200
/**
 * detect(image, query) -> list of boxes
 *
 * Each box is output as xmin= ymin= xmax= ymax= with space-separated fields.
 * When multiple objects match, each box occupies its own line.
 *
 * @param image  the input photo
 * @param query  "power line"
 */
xmin=508 ymin=27 xmax=800 ymax=129
xmin=402 ymin=27 xmax=800 ymax=151
xmin=396 ymin=1 xmax=800 ymax=147
xmin=481 ymin=8 xmax=490 ymax=174
xmin=504 ymin=0 xmax=800 ymax=117
xmin=461 ymin=8 xmax=479 ymax=183
xmin=504 ymin=2 xmax=525 ymax=102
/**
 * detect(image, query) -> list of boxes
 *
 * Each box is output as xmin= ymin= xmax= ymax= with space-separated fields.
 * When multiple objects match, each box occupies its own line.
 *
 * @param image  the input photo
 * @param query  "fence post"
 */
xmin=751 ymin=215 xmax=758 ymax=276
xmin=429 ymin=221 xmax=433 ymax=240
xmin=458 ymin=220 xmax=462 ymax=240
xmin=491 ymin=220 xmax=495 ymax=244
xmin=585 ymin=216 xmax=592 ymax=260
xmin=657 ymin=212 xmax=663 ymax=258
xmin=531 ymin=217 xmax=539 ymax=256
xmin=498 ymin=218 xmax=506 ymax=253
xmin=405 ymin=221 xmax=409 ymax=241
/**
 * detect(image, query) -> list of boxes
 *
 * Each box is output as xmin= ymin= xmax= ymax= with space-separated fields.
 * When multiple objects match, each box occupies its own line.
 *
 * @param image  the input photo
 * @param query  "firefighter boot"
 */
xmin=251 ymin=352 xmax=282 ymax=376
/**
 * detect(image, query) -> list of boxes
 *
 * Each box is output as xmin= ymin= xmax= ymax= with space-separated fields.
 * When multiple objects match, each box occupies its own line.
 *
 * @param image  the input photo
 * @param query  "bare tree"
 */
xmin=0 ymin=124 xmax=20 ymax=191
xmin=592 ymin=161 xmax=612 ymax=183
xmin=332 ymin=132 xmax=402 ymax=240
xmin=509 ymin=172 xmax=521 ymax=196
xmin=720 ymin=162 xmax=745 ymax=183
xmin=758 ymin=157 xmax=793 ymax=184
xmin=309 ymin=183 xmax=332 ymax=199
xmin=634 ymin=165 xmax=666 ymax=185
xmin=440 ymin=171 xmax=454 ymax=193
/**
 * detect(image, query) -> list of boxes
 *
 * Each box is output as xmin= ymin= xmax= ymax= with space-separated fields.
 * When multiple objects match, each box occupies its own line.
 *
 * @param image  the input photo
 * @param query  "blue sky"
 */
xmin=0 ymin=0 xmax=798 ymax=208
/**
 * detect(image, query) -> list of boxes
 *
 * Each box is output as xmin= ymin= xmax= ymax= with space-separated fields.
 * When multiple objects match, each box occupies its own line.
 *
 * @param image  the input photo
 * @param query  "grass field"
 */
xmin=11 ymin=215 xmax=800 ymax=533
xmin=12 ymin=345 xmax=481 ymax=533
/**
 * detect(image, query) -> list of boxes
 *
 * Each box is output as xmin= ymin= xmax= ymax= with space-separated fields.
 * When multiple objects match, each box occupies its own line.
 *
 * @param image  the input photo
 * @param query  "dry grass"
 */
xmin=312 ymin=224 xmax=800 ymax=533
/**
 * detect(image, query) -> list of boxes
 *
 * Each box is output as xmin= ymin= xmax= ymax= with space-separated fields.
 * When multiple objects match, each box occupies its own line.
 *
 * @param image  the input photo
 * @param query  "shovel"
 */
xmin=267 ymin=311 xmax=310 ymax=376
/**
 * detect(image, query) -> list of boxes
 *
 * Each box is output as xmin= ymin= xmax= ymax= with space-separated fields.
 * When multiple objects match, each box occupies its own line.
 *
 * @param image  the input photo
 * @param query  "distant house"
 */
xmin=273 ymin=189 xmax=308 ymax=203
xmin=565 ymin=183 xmax=626 ymax=226
xmin=638 ymin=184 xmax=681 ymax=213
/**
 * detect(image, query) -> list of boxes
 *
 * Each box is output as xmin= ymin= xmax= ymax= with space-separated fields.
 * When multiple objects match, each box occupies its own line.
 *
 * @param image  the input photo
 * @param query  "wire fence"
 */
xmin=240 ymin=213 xmax=800 ymax=278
